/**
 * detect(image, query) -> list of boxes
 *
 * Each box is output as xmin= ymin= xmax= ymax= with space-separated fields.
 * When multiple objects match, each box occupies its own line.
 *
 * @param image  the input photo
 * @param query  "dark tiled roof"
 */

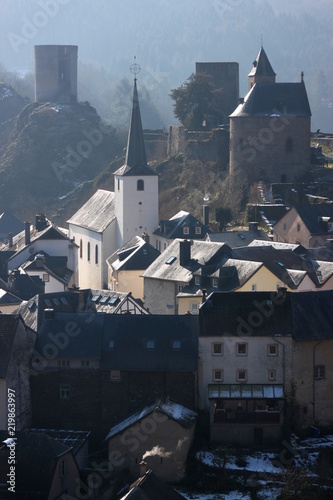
xmin=101 ymin=314 xmax=198 ymax=371
xmin=154 ymin=211 xmax=209 ymax=240
xmin=0 ymin=288 xmax=21 ymax=306
xmin=67 ymin=189 xmax=115 ymax=232
xmin=293 ymin=204 xmax=333 ymax=235
xmin=107 ymin=235 xmax=160 ymax=271
xmin=231 ymin=82 xmax=311 ymax=117
xmin=29 ymin=429 xmax=90 ymax=456
xmin=106 ymin=397 xmax=197 ymax=440
xmin=0 ymin=314 xmax=19 ymax=377
xmin=8 ymin=273 xmax=44 ymax=300
xmin=143 ymin=239 xmax=231 ymax=282
xmin=22 ymin=252 xmax=73 ymax=285
xmin=0 ymin=212 xmax=24 ymax=240
xmin=207 ymin=229 xmax=270 ymax=247
xmin=248 ymin=46 xmax=276 ymax=77
xmin=114 ymin=80 xmax=157 ymax=177
xmin=120 ymin=469 xmax=187 ymax=499
xmin=199 ymin=290 xmax=333 ymax=341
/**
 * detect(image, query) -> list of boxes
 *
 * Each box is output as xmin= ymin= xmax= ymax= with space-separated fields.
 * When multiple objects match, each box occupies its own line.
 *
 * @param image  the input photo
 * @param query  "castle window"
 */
xmin=87 ymin=242 xmax=90 ymax=261
xmin=137 ymin=179 xmax=144 ymax=191
xmin=286 ymin=137 xmax=293 ymax=153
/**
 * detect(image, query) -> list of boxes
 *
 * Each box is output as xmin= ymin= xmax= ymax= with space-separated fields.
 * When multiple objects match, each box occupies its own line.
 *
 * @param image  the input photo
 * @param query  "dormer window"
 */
xmin=137 ymin=179 xmax=144 ymax=191
xmin=195 ymin=276 xmax=201 ymax=286
xmin=212 ymin=278 xmax=219 ymax=288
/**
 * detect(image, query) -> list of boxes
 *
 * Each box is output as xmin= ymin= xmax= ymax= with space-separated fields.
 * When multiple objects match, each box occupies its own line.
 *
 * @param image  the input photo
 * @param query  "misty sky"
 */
xmin=1 ymin=0 xmax=332 ymax=130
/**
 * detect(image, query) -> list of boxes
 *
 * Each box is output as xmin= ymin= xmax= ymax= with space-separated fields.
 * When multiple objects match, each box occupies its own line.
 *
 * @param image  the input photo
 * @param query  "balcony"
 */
xmin=214 ymin=409 xmax=281 ymax=425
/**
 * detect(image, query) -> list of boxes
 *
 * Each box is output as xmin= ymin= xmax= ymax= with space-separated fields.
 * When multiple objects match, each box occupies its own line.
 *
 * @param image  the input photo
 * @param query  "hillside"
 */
xmin=0 ymin=100 xmax=124 ymax=223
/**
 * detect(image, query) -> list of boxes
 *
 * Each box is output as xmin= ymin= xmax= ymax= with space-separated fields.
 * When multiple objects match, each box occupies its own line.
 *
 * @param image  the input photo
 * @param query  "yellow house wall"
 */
xmin=235 ymin=266 xmax=292 ymax=292
xmin=111 ymin=270 xmax=144 ymax=300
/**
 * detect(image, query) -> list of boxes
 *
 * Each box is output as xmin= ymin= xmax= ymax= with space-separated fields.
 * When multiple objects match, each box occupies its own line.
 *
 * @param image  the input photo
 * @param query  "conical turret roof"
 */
xmin=248 ymin=46 xmax=276 ymax=78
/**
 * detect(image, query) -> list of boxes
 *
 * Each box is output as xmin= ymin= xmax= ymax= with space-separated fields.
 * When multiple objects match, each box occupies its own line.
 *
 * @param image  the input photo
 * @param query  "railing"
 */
xmin=214 ymin=410 xmax=281 ymax=424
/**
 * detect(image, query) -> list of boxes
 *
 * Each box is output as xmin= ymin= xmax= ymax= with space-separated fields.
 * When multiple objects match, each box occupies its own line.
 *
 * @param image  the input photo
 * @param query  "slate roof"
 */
xmin=21 ymin=252 xmax=73 ymax=285
xmin=248 ymin=240 xmax=304 ymax=252
xmin=230 ymin=82 xmax=311 ymax=117
xmin=35 ymin=312 xmax=105 ymax=360
xmin=67 ymin=189 xmax=116 ymax=232
xmin=0 ymin=314 xmax=20 ymax=378
xmin=206 ymin=229 xmax=270 ymax=247
xmin=119 ymin=469 xmax=187 ymax=499
xmin=1 ymin=430 xmax=72 ymax=496
xmin=29 ymin=429 xmax=90 ymax=456
xmin=247 ymin=203 xmax=289 ymax=228
xmin=0 ymin=212 xmax=24 ymax=240
xmin=199 ymin=290 xmax=333 ymax=341
xmin=90 ymin=289 xmax=149 ymax=314
xmin=142 ymin=239 xmax=231 ymax=282
xmin=106 ymin=235 xmax=160 ymax=271
xmin=292 ymin=204 xmax=333 ymax=235
xmin=154 ymin=211 xmax=210 ymax=240
xmin=114 ymin=80 xmax=157 ymax=177
xmin=0 ymin=288 xmax=21 ymax=306
xmin=106 ymin=398 xmax=197 ymax=440
xmin=100 ymin=314 xmax=198 ymax=371
xmin=248 ymin=46 xmax=276 ymax=78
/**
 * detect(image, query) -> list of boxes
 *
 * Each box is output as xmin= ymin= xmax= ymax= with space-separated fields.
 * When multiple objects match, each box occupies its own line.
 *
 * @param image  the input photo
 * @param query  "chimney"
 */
xmin=203 ymin=205 xmax=209 ymax=226
xmin=35 ymin=254 xmax=45 ymax=268
xmin=139 ymin=460 xmax=147 ymax=477
xmin=249 ymin=221 xmax=259 ymax=232
xmin=35 ymin=213 xmax=48 ymax=232
xmin=25 ymin=221 xmax=31 ymax=245
xmin=8 ymin=232 xmax=13 ymax=247
xmin=201 ymin=288 xmax=207 ymax=303
xmin=142 ymin=232 xmax=150 ymax=244
xmin=179 ymin=240 xmax=191 ymax=266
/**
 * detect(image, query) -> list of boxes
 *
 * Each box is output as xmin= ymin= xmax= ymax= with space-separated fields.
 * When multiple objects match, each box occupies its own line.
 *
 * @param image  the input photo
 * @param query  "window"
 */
xmin=314 ymin=365 xmax=325 ymax=379
xmin=146 ymin=340 xmax=155 ymax=350
xmin=212 ymin=278 xmax=219 ymax=288
xmin=137 ymin=179 xmax=144 ymax=191
xmin=178 ymin=284 xmax=184 ymax=292
xmin=191 ymin=302 xmax=198 ymax=314
xmin=43 ymin=274 xmax=49 ymax=282
xmin=95 ymin=245 xmax=98 ymax=264
xmin=269 ymin=369 xmax=276 ymax=381
xmin=237 ymin=369 xmax=247 ymax=382
xmin=251 ymin=284 xmax=257 ymax=292
xmin=212 ymin=343 xmax=223 ymax=356
xmin=110 ymin=370 xmax=121 ymax=381
xmin=59 ymin=460 xmax=66 ymax=476
xmin=237 ymin=343 xmax=248 ymax=356
xmin=81 ymin=360 xmax=89 ymax=368
xmin=58 ymin=360 xmax=70 ymax=367
xmin=183 ymin=226 xmax=189 ymax=235
xmin=297 ymin=223 xmax=301 ymax=232
xmin=172 ymin=340 xmax=181 ymax=349
xmin=108 ymin=340 xmax=115 ymax=349
xmin=283 ymin=223 xmax=287 ymax=231
xmin=213 ymin=369 xmax=223 ymax=382
xmin=80 ymin=239 xmax=83 ymax=259
xmin=60 ymin=384 xmax=70 ymax=399
xmin=286 ymin=137 xmax=293 ymax=153
xmin=117 ymin=179 xmax=120 ymax=190
xmin=87 ymin=242 xmax=90 ymax=261
xmin=195 ymin=226 xmax=202 ymax=235
xmin=195 ymin=276 xmax=201 ymax=286
xmin=268 ymin=344 xmax=278 ymax=356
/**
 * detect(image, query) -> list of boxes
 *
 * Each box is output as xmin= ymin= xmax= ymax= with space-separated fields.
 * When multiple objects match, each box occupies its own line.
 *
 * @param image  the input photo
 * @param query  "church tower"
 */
xmin=114 ymin=76 xmax=159 ymax=248
xmin=248 ymin=45 xmax=276 ymax=91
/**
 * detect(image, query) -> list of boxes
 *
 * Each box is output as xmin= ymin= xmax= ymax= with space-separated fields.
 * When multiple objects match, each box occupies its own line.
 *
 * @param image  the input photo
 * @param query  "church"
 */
xmin=229 ymin=46 xmax=312 ymax=184
xmin=68 ymin=78 xmax=159 ymax=289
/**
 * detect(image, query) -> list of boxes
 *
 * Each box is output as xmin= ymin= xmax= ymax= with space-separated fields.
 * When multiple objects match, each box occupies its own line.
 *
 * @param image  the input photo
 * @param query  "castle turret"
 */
xmin=248 ymin=46 xmax=276 ymax=91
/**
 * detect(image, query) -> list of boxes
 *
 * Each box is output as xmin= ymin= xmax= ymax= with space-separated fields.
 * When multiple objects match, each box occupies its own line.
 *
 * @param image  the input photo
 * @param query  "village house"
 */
xmin=107 ymin=234 xmax=160 ymax=300
xmin=30 ymin=313 xmax=198 ymax=444
xmin=68 ymin=78 xmax=159 ymax=289
xmin=106 ymin=398 xmax=197 ymax=482
xmin=273 ymin=204 xmax=333 ymax=248
xmin=0 ymin=314 xmax=35 ymax=431
xmin=198 ymin=289 xmax=333 ymax=444
xmin=205 ymin=221 xmax=271 ymax=248
xmin=0 ymin=212 xmax=24 ymax=244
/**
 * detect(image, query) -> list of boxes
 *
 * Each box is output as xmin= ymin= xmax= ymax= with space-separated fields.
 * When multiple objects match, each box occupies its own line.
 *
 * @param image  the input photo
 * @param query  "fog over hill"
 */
xmin=0 ymin=0 xmax=332 ymax=130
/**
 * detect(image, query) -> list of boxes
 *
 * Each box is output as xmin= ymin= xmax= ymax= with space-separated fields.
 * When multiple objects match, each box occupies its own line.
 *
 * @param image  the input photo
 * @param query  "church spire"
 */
xmin=248 ymin=46 xmax=276 ymax=91
xmin=125 ymin=77 xmax=148 ymax=169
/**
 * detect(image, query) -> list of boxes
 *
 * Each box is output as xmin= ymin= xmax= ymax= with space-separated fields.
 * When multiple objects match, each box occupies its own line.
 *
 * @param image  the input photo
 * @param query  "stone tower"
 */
xmin=196 ymin=62 xmax=239 ymax=125
xmin=114 ymin=78 xmax=159 ymax=248
xmin=229 ymin=46 xmax=311 ymax=185
xmin=34 ymin=45 xmax=78 ymax=103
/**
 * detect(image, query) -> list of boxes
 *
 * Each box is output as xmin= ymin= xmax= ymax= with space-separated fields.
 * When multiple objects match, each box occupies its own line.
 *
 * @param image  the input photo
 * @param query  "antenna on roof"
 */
xmin=301 ymin=71 xmax=304 ymax=83
xmin=130 ymin=55 xmax=141 ymax=82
